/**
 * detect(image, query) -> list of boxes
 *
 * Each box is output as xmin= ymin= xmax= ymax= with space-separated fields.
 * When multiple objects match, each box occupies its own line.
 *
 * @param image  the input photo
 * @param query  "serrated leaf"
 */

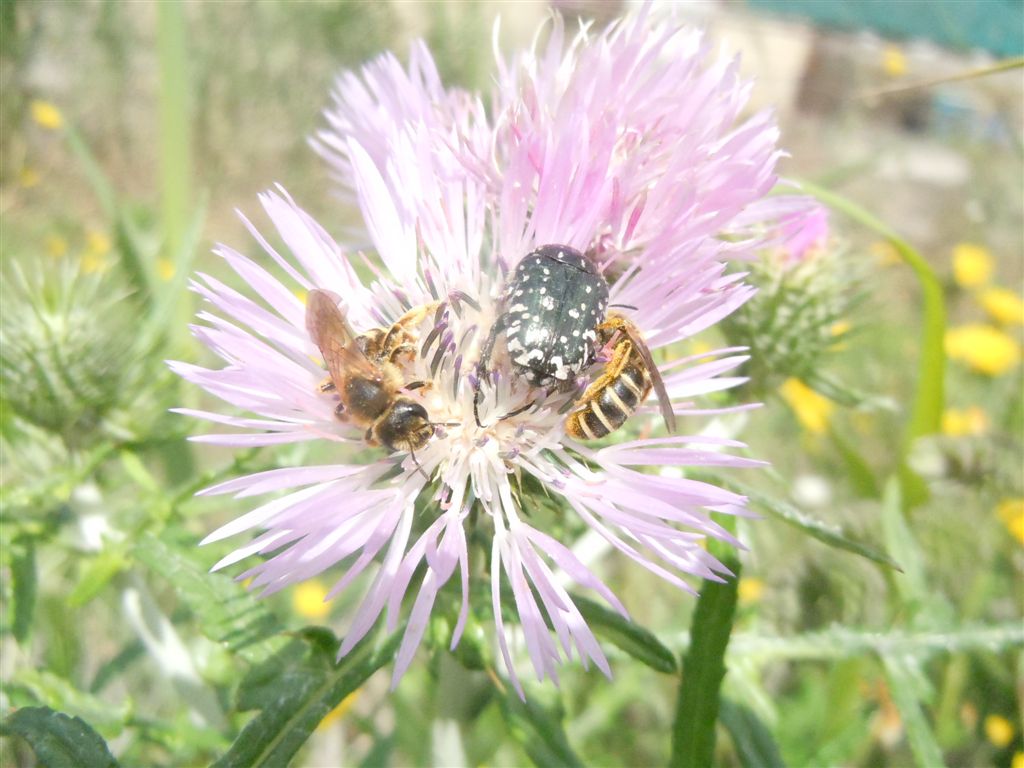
xmin=671 ymin=559 xmax=741 ymax=768
xmin=1 ymin=706 xmax=119 ymax=768
xmin=882 ymin=654 xmax=946 ymax=768
xmin=570 ymin=593 xmax=677 ymax=674
xmin=719 ymin=699 xmax=786 ymax=768
xmin=498 ymin=686 xmax=584 ymax=768
xmin=7 ymin=668 xmax=131 ymax=738
xmin=732 ymin=477 xmax=901 ymax=571
xmin=10 ymin=537 xmax=36 ymax=643
xmin=213 ymin=628 xmax=401 ymax=768
xmin=134 ymin=533 xmax=283 ymax=664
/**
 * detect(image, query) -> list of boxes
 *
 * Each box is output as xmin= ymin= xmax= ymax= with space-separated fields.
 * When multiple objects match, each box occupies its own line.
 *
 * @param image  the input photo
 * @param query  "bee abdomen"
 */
xmin=566 ymin=361 xmax=651 ymax=440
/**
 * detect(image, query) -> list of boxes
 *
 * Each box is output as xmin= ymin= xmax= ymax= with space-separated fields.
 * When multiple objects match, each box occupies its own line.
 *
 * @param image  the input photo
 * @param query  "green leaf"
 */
xmin=6 ymin=668 xmax=131 ymax=738
xmin=719 ymin=699 xmax=786 ymax=768
xmin=10 ymin=536 xmax=36 ymax=643
xmin=1 ymin=706 xmax=119 ymax=768
xmin=882 ymin=654 xmax=946 ymax=768
xmin=89 ymin=641 xmax=145 ymax=694
xmin=570 ymin=593 xmax=677 ymax=674
xmin=133 ymin=533 xmax=283 ymax=664
xmin=213 ymin=627 xmax=401 ymax=768
xmin=67 ymin=549 xmax=129 ymax=607
xmin=702 ymin=473 xmax=901 ymax=571
xmin=670 ymin=558 xmax=741 ymax=768
xmin=498 ymin=686 xmax=584 ymax=768
xmin=828 ymin=427 xmax=881 ymax=499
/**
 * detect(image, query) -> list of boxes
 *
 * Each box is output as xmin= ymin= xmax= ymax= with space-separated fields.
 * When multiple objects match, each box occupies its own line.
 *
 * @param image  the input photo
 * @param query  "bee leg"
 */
xmin=408 ymin=449 xmax=430 ymax=481
xmin=318 ymin=376 xmax=336 ymax=393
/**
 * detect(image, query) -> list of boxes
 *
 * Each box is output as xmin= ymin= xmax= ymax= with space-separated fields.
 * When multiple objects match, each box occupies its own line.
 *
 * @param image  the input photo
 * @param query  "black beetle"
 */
xmin=477 ymin=244 xmax=610 ymax=401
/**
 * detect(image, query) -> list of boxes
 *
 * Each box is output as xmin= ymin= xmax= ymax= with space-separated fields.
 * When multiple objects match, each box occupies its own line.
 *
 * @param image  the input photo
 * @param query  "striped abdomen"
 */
xmin=565 ymin=350 xmax=651 ymax=440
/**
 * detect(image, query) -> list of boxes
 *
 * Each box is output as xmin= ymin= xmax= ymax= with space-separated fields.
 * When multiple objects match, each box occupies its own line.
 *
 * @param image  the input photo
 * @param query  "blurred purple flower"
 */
xmin=174 ymin=9 xmax=810 ymax=693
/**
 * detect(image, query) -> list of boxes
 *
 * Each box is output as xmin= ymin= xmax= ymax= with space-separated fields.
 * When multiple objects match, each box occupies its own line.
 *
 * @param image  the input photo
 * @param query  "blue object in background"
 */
xmin=746 ymin=0 xmax=1024 ymax=57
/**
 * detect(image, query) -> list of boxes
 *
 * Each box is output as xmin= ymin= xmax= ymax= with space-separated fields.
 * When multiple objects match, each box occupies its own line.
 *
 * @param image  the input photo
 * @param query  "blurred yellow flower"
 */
xmin=157 ymin=258 xmax=176 ymax=282
xmin=945 ymin=324 xmax=1020 ymax=376
xmin=19 ymin=166 xmax=40 ymax=188
xmin=952 ymin=243 xmax=993 ymax=288
xmin=780 ymin=378 xmax=833 ymax=434
xmin=941 ymin=406 xmax=989 ymax=437
xmin=45 ymin=234 xmax=68 ymax=258
xmin=1013 ymin=752 xmax=1024 ymax=768
xmin=292 ymin=579 xmax=330 ymax=619
xmin=979 ymin=287 xmax=1024 ymax=326
xmin=81 ymin=254 xmax=109 ymax=275
xmin=996 ymin=498 xmax=1024 ymax=546
xmin=984 ymin=714 xmax=1015 ymax=748
xmin=830 ymin=320 xmax=851 ymax=337
xmin=86 ymin=230 xmax=111 ymax=257
xmin=317 ymin=691 xmax=359 ymax=731
xmin=881 ymin=45 xmax=907 ymax=78
xmin=738 ymin=578 xmax=764 ymax=605
xmin=870 ymin=240 xmax=900 ymax=267
xmin=30 ymin=100 xmax=64 ymax=130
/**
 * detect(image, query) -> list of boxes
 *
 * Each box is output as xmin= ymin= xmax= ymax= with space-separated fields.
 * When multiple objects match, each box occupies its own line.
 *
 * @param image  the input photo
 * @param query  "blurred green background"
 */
xmin=1 ymin=2 xmax=1022 ymax=767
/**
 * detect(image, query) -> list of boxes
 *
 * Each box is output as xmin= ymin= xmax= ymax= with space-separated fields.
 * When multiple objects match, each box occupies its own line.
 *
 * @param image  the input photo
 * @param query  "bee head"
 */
xmin=375 ymin=398 xmax=434 ymax=453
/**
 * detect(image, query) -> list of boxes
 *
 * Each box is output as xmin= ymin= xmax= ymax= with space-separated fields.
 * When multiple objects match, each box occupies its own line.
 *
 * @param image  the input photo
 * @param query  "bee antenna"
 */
xmin=608 ymin=303 xmax=638 ymax=310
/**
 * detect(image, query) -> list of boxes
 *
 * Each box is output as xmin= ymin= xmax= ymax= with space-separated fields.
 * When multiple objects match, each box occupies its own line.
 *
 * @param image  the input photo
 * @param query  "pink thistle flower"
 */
xmin=175 ymin=8 xmax=811 ymax=695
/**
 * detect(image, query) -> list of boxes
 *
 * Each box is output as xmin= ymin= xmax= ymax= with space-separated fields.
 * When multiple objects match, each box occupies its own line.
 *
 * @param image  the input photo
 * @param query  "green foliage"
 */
xmin=671 ymin=557 xmax=741 ymax=768
xmin=2 ymin=707 xmax=118 ymax=768
xmin=571 ymin=593 xmax=678 ymax=674
xmin=213 ymin=628 xmax=401 ymax=768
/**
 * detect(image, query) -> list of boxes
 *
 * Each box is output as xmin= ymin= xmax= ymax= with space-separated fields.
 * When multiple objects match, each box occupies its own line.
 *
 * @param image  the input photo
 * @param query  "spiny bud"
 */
xmin=721 ymin=208 xmax=859 ymax=396
xmin=0 ymin=263 xmax=138 ymax=448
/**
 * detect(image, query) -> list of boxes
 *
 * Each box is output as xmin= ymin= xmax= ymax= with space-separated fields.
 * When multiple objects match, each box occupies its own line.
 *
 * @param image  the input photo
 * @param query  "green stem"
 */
xmin=157 ymin=1 xmax=191 ymax=268
xmin=670 ymin=517 xmax=741 ymax=768
xmin=797 ymin=181 xmax=946 ymax=508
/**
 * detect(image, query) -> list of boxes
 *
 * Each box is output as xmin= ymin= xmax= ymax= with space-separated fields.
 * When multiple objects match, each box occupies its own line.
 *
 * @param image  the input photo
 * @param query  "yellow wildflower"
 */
xmin=780 ymin=378 xmax=833 ymax=434
xmin=1012 ymin=752 xmax=1024 ymax=768
xmin=738 ymin=578 xmax=764 ymax=605
xmin=945 ymin=324 xmax=1020 ymax=376
xmin=85 ymin=230 xmax=111 ymax=257
xmin=30 ymin=99 xmax=64 ymax=130
xmin=292 ymin=579 xmax=330 ymax=620
xmin=45 ymin=234 xmax=68 ymax=258
xmin=870 ymin=240 xmax=900 ymax=267
xmin=979 ymin=287 xmax=1024 ymax=326
xmin=881 ymin=45 xmax=907 ymax=78
xmin=317 ymin=692 xmax=359 ymax=731
xmin=984 ymin=714 xmax=1015 ymax=748
xmin=952 ymin=243 xmax=993 ymax=288
xmin=941 ymin=406 xmax=989 ymax=437
xmin=81 ymin=254 xmax=109 ymax=275
xmin=156 ymin=258 xmax=176 ymax=282
xmin=19 ymin=166 xmax=40 ymax=188
xmin=996 ymin=498 xmax=1024 ymax=546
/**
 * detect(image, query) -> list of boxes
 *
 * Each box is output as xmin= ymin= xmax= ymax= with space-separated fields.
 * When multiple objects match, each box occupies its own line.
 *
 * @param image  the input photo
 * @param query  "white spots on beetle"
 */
xmin=572 ymin=330 xmax=580 ymax=337
xmin=585 ymin=285 xmax=592 ymax=294
xmin=560 ymin=335 xmax=567 ymax=343
xmin=568 ymin=308 xmax=580 ymax=319
xmin=579 ymin=302 xmax=587 ymax=310
xmin=539 ymin=287 xmax=546 ymax=295
xmin=543 ymin=268 xmax=550 ymax=275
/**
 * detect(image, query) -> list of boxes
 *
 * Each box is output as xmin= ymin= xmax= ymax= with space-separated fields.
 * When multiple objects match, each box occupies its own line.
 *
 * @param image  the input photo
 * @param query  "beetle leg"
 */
xmin=473 ymin=313 xmax=508 ymax=427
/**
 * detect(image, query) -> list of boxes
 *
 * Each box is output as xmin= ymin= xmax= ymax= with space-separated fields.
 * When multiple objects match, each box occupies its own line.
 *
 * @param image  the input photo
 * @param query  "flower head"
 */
xmin=175 ymin=9 xmax=810 ymax=692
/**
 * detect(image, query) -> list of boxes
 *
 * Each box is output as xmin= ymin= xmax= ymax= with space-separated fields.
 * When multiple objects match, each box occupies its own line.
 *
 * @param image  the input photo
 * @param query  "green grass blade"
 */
xmin=570 ymin=592 xmax=678 ymax=674
xmin=882 ymin=654 xmax=946 ymax=768
xmin=719 ymin=699 xmax=787 ymax=768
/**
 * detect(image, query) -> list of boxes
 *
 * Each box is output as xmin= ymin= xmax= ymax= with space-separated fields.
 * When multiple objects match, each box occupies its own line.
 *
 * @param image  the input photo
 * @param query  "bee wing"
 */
xmin=305 ymin=289 xmax=382 ymax=384
xmin=622 ymin=321 xmax=677 ymax=434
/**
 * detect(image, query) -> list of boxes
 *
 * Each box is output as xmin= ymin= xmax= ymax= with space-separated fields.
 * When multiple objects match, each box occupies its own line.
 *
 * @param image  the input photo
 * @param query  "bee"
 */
xmin=305 ymin=289 xmax=439 ymax=453
xmin=564 ymin=312 xmax=676 ymax=440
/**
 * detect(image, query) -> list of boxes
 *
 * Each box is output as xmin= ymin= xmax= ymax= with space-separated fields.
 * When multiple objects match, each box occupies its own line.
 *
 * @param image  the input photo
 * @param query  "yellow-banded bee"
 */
xmin=564 ymin=313 xmax=676 ymax=440
xmin=305 ymin=289 xmax=439 ymax=453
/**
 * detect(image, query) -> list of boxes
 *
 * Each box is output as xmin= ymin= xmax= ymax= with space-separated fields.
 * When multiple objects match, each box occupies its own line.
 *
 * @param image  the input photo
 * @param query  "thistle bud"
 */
xmin=0 ymin=263 xmax=137 ymax=448
xmin=721 ymin=207 xmax=859 ymax=396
